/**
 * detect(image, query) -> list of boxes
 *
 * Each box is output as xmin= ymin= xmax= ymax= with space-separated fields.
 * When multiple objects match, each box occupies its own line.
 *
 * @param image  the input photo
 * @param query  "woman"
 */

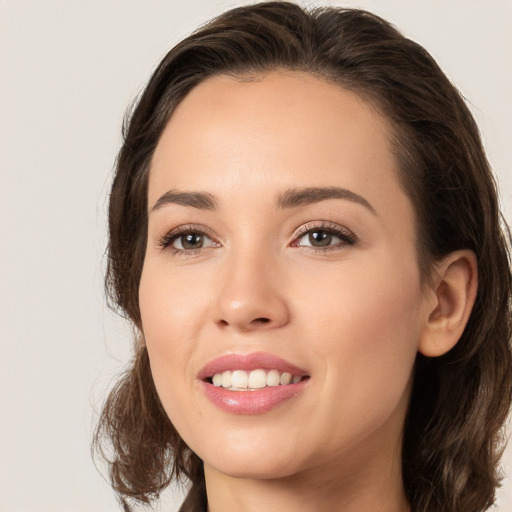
xmin=94 ymin=2 xmax=512 ymax=511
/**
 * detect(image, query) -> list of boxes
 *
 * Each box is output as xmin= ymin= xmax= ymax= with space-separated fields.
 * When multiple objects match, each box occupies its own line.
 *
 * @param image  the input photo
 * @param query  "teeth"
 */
xmin=212 ymin=373 xmax=223 ymax=387
xmin=211 ymin=369 xmax=303 ymax=390
xmin=231 ymin=370 xmax=248 ymax=389
xmin=248 ymin=369 xmax=267 ymax=389
xmin=266 ymin=369 xmax=280 ymax=387
xmin=280 ymin=372 xmax=292 ymax=385
xmin=221 ymin=370 xmax=232 ymax=388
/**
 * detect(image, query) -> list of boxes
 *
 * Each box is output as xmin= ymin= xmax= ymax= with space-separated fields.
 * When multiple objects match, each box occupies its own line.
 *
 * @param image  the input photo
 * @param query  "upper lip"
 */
xmin=197 ymin=352 xmax=309 ymax=381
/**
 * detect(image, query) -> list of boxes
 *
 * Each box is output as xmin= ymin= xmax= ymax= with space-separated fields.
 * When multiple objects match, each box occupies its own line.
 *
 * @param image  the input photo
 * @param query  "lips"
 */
xmin=198 ymin=352 xmax=310 ymax=414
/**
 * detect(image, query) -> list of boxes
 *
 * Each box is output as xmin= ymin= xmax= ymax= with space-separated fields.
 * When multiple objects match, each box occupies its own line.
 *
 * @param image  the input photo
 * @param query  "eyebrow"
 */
xmin=150 ymin=190 xmax=217 ymax=212
xmin=150 ymin=186 xmax=375 ymax=215
xmin=276 ymin=186 xmax=376 ymax=214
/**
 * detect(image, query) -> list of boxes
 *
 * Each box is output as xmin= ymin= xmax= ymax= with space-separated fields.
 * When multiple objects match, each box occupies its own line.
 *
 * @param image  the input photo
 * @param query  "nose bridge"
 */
xmin=214 ymin=241 xmax=289 ymax=331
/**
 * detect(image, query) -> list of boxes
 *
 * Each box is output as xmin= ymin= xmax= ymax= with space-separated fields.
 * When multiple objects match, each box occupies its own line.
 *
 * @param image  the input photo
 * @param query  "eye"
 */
xmin=300 ymin=230 xmax=338 ymax=248
xmin=159 ymin=226 xmax=218 ymax=254
xmin=173 ymin=232 xmax=214 ymax=250
xmin=292 ymin=222 xmax=357 ymax=251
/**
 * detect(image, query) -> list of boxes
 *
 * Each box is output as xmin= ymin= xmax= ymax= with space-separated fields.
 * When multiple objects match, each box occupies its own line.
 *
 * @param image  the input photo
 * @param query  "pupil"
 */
xmin=182 ymin=233 xmax=203 ymax=249
xmin=309 ymin=230 xmax=332 ymax=247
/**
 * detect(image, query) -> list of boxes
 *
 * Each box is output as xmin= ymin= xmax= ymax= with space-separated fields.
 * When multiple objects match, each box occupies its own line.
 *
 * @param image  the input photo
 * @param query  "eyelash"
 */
xmin=158 ymin=221 xmax=357 ymax=255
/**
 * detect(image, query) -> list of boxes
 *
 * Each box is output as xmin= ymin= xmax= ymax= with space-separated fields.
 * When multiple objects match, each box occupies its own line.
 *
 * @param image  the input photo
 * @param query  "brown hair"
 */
xmin=94 ymin=3 xmax=512 ymax=511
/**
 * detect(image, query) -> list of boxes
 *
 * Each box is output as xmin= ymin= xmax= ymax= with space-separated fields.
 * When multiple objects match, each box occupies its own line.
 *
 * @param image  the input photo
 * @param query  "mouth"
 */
xmin=198 ymin=352 xmax=310 ymax=414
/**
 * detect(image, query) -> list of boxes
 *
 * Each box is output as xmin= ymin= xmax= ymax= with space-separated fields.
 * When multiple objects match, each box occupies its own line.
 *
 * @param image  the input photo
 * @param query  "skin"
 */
xmin=139 ymin=72 xmax=476 ymax=511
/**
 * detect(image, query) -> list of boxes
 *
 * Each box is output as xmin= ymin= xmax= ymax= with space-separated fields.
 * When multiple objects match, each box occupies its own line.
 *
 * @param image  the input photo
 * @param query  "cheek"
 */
xmin=297 ymin=252 xmax=423 ymax=403
xmin=138 ymin=264 xmax=206 ymax=405
xmin=139 ymin=261 xmax=210 ymax=347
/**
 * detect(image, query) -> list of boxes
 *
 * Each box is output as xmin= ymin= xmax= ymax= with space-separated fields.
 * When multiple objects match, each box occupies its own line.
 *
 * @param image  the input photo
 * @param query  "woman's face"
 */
xmin=139 ymin=72 xmax=431 ymax=482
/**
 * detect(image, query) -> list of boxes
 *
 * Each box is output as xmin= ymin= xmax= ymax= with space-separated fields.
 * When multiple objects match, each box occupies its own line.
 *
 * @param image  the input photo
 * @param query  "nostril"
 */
xmin=217 ymin=317 xmax=271 ymax=327
xmin=253 ymin=317 xmax=271 ymax=324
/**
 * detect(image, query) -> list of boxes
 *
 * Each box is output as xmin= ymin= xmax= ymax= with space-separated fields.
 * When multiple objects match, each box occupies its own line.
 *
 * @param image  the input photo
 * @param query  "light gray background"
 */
xmin=1 ymin=1 xmax=511 ymax=511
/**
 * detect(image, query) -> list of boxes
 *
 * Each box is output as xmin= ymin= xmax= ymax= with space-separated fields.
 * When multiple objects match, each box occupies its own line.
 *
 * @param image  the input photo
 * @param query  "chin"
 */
xmin=191 ymin=429 xmax=307 ymax=480
xmin=205 ymin=454 xmax=300 ymax=481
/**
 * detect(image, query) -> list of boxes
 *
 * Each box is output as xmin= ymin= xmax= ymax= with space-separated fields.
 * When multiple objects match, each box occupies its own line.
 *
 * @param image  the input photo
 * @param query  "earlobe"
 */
xmin=418 ymin=250 xmax=478 ymax=357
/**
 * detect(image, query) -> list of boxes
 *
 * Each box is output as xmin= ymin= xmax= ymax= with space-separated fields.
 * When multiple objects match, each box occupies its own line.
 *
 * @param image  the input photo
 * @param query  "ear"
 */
xmin=418 ymin=250 xmax=478 ymax=357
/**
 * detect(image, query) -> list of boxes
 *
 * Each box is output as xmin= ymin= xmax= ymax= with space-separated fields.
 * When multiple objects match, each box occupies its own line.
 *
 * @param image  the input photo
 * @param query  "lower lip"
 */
xmin=200 ymin=380 xmax=309 ymax=415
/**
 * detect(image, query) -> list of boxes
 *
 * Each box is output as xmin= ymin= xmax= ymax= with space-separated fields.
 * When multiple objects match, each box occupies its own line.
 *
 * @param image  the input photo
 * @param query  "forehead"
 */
xmin=151 ymin=72 xmax=396 ymax=186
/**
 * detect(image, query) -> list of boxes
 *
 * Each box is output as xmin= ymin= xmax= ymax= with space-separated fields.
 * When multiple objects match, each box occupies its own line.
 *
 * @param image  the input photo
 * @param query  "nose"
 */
xmin=214 ymin=250 xmax=290 ymax=332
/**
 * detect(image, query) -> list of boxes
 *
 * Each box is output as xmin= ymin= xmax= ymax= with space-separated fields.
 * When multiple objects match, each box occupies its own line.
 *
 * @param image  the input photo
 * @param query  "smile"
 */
xmin=198 ymin=352 xmax=310 ymax=414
